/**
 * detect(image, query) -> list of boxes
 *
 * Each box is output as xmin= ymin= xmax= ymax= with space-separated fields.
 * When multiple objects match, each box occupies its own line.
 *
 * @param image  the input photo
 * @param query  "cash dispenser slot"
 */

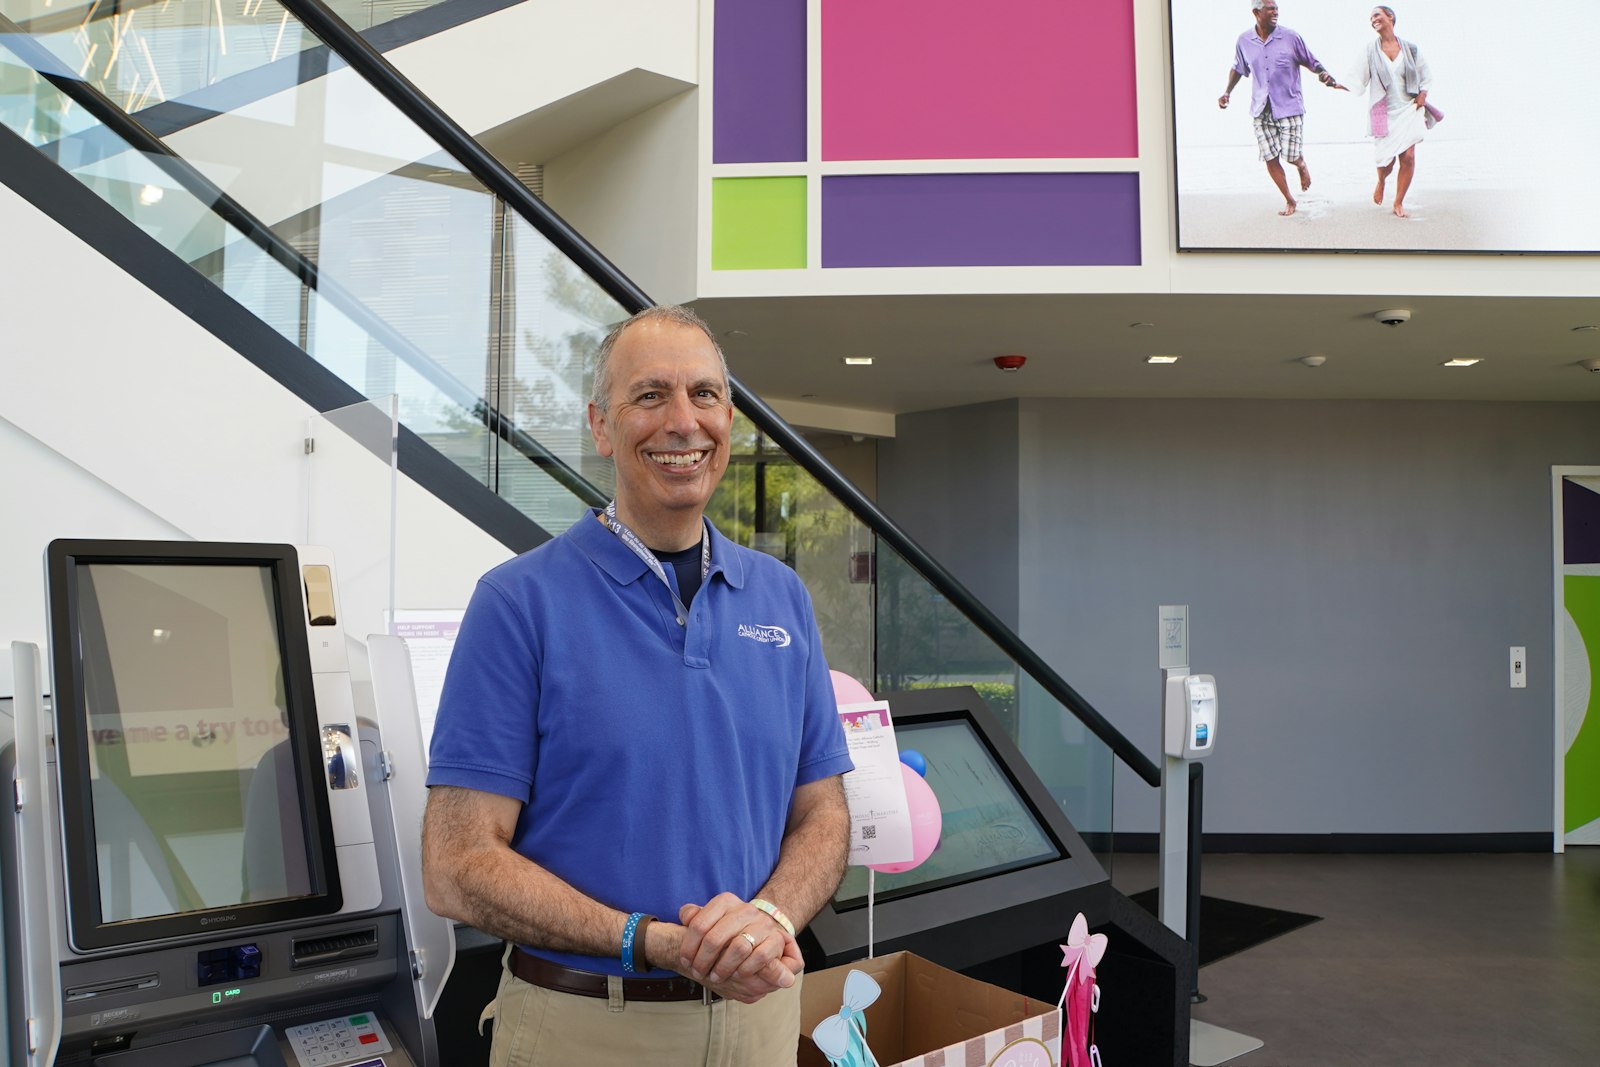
xmin=291 ymin=925 xmax=380 ymax=968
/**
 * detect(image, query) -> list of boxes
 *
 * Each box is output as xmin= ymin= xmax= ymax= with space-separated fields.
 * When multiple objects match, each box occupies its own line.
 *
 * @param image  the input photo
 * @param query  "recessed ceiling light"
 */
xmin=1572 ymin=325 xmax=1599 ymax=332
xmin=1146 ymin=355 xmax=1180 ymax=364
xmin=840 ymin=357 xmax=874 ymax=366
xmin=1441 ymin=358 xmax=1481 ymax=367
xmin=800 ymin=393 xmax=817 ymax=399
xmin=1300 ymin=355 xmax=1326 ymax=367
xmin=1130 ymin=322 xmax=1156 ymax=329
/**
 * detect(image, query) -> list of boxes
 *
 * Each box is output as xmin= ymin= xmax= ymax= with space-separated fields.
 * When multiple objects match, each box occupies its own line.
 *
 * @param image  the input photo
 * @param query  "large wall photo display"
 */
xmin=1171 ymin=1 xmax=1600 ymax=253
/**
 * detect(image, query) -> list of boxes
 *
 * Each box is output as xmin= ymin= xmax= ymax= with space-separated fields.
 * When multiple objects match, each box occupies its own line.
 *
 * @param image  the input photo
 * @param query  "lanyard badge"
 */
xmin=600 ymin=502 xmax=709 ymax=627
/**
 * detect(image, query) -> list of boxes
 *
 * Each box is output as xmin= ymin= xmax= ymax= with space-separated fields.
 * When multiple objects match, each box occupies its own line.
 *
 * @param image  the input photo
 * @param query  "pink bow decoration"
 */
xmin=1059 ymin=913 xmax=1107 ymax=971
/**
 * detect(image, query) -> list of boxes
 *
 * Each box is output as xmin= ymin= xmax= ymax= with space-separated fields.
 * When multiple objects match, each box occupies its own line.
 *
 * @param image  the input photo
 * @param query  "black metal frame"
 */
xmin=274 ymin=0 xmax=1161 ymax=787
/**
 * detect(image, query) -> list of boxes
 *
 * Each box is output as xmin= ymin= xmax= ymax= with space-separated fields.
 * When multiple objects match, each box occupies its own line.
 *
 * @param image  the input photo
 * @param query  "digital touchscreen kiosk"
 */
xmin=47 ymin=540 xmax=342 ymax=951
xmin=833 ymin=717 xmax=1060 ymax=908
xmin=802 ymin=686 xmax=1107 ymax=972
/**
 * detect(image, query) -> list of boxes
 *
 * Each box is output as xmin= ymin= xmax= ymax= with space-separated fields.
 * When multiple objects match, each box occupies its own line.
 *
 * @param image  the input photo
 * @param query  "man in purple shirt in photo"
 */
xmin=1218 ymin=0 xmax=1344 ymax=216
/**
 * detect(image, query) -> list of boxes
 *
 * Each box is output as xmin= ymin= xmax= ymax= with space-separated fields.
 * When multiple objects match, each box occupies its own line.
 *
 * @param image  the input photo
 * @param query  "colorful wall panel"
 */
xmin=822 ymin=173 xmax=1139 ymax=267
xmin=713 ymin=0 xmax=806 ymax=162
xmin=709 ymin=0 xmax=1142 ymax=274
xmin=1562 ymin=473 xmax=1600 ymax=845
xmin=821 ymin=0 xmax=1138 ymax=161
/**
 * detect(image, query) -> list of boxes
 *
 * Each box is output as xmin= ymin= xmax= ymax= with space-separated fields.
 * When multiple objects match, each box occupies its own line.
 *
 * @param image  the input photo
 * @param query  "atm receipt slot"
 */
xmin=1164 ymin=673 xmax=1217 ymax=759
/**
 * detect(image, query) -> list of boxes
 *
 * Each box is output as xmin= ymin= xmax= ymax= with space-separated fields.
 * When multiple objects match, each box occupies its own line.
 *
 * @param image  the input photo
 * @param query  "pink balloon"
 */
xmin=830 ymin=670 xmax=874 ymax=706
xmin=868 ymin=765 xmax=942 ymax=874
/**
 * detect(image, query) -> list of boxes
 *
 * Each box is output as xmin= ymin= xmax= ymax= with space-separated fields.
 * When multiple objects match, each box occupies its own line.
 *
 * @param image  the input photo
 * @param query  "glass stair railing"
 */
xmin=0 ymin=0 xmax=1159 ymax=876
xmin=2 ymin=0 xmax=614 ymax=534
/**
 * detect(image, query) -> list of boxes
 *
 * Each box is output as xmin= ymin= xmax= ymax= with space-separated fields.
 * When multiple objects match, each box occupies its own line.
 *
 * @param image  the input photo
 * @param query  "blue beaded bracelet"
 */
xmin=621 ymin=912 xmax=649 ymax=973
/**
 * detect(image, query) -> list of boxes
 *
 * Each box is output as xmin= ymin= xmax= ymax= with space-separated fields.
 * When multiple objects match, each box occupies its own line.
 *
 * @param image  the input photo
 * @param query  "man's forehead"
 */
xmin=610 ymin=323 xmax=724 ymax=385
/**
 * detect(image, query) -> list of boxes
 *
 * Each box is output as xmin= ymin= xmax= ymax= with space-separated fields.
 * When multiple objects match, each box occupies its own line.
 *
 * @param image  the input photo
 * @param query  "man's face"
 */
xmin=588 ymin=319 xmax=734 ymax=528
xmin=1256 ymin=2 xmax=1279 ymax=31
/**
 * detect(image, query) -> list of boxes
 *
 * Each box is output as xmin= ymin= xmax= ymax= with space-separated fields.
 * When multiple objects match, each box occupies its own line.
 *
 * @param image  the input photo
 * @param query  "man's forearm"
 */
xmin=423 ymin=786 xmax=644 ymax=961
xmin=754 ymin=776 xmax=850 ymax=931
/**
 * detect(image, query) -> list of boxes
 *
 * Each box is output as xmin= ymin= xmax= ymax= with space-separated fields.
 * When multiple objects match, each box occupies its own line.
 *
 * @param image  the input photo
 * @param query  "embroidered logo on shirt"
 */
xmin=737 ymin=623 xmax=792 ymax=647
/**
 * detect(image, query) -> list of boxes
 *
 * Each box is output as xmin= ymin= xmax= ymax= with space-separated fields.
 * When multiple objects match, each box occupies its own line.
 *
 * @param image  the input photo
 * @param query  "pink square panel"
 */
xmin=822 ymin=0 xmax=1137 ymax=161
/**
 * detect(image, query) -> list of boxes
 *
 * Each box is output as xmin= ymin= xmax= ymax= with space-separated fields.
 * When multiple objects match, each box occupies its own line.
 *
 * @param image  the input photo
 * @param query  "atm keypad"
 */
xmin=285 ymin=1013 xmax=392 ymax=1065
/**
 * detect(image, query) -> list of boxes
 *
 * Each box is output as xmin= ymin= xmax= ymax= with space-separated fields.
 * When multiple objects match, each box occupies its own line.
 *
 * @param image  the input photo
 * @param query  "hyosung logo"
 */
xmin=737 ymin=623 xmax=791 ymax=647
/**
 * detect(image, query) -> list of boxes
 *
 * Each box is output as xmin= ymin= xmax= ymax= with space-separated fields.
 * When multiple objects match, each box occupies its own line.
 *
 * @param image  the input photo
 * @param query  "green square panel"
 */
xmin=712 ymin=177 xmax=806 ymax=270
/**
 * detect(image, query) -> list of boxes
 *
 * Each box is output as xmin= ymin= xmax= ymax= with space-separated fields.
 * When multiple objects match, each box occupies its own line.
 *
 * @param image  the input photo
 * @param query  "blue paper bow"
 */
xmin=811 ymin=969 xmax=882 ymax=1067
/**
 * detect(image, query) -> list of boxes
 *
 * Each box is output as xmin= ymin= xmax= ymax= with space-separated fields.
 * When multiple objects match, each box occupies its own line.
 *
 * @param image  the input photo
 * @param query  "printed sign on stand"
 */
xmin=837 ymin=701 xmax=913 ymax=866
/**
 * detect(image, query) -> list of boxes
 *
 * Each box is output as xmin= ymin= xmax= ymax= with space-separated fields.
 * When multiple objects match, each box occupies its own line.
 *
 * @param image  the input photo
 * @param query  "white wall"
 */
xmin=544 ymin=89 xmax=701 ymax=305
xmin=392 ymin=0 xmax=698 ymax=142
xmin=0 ymin=182 xmax=511 ymax=697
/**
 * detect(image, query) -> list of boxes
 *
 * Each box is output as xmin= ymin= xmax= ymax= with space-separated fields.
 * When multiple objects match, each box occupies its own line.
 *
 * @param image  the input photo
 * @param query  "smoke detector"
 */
xmin=994 ymin=355 xmax=1027 ymax=372
xmin=1300 ymin=355 xmax=1327 ymax=367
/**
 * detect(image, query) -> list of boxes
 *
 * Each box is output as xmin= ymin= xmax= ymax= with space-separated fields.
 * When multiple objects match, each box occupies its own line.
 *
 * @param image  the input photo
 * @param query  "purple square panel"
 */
xmin=714 ymin=0 xmax=806 ymax=163
xmin=822 ymin=173 xmax=1141 ymax=267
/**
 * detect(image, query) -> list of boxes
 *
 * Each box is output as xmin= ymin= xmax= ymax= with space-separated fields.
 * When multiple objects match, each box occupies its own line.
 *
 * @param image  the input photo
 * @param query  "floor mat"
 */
xmin=1128 ymin=889 xmax=1321 ymax=966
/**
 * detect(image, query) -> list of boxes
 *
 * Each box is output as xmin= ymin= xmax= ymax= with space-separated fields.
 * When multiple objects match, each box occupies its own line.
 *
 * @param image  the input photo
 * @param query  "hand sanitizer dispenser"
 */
xmin=1164 ymin=673 xmax=1217 ymax=759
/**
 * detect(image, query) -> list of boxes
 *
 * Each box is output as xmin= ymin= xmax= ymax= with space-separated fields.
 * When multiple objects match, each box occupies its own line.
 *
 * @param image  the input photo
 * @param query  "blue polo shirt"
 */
xmin=426 ymin=512 xmax=853 ymax=976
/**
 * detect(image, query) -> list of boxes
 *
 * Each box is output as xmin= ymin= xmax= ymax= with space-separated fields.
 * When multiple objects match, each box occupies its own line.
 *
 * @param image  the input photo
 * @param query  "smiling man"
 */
xmin=1218 ymin=0 xmax=1342 ymax=216
xmin=421 ymin=304 xmax=853 ymax=1066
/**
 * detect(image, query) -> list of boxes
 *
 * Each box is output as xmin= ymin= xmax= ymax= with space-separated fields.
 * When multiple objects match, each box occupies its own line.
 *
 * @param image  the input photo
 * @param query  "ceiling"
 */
xmin=694 ymin=293 xmax=1600 ymax=429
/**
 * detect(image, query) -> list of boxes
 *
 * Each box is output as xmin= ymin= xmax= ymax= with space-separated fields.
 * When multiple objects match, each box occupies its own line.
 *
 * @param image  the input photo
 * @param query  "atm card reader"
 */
xmin=1164 ymin=673 xmax=1217 ymax=759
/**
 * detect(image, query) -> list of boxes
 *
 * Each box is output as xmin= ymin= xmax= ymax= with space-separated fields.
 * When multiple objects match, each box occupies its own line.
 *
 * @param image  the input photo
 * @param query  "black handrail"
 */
xmin=279 ymin=0 xmax=1161 ymax=788
xmin=0 ymin=14 xmax=605 ymax=511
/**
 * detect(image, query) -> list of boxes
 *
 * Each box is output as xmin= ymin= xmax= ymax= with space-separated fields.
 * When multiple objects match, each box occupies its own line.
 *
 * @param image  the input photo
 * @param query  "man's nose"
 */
xmin=663 ymin=390 xmax=698 ymax=434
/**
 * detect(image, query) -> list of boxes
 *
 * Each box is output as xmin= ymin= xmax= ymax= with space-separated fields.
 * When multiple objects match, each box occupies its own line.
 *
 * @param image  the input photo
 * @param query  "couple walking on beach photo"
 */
xmin=1219 ymin=1 xmax=1438 ymax=219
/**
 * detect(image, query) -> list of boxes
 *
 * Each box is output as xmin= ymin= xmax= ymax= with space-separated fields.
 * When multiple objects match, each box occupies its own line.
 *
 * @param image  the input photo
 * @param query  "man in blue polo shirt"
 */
xmin=422 ymin=304 xmax=853 ymax=1065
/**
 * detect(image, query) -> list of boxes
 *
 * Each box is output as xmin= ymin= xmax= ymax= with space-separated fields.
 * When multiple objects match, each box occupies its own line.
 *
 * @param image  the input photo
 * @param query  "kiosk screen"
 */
xmin=48 ymin=541 xmax=341 ymax=949
xmin=833 ymin=717 xmax=1061 ymax=908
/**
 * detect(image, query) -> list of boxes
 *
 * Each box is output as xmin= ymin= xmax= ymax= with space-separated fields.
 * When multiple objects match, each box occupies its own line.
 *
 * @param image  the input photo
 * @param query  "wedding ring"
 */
xmin=741 ymin=932 xmax=758 ymax=949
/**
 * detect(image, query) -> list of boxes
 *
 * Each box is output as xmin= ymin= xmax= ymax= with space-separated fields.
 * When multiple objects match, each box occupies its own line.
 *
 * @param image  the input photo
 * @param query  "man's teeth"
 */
xmin=652 ymin=451 xmax=705 ymax=467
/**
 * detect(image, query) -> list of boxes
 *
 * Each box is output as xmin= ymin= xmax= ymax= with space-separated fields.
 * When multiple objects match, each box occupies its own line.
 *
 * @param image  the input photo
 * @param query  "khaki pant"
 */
xmin=483 ymin=954 xmax=803 ymax=1067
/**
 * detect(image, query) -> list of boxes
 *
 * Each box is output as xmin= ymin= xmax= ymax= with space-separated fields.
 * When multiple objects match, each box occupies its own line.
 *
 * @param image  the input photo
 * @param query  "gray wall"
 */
xmin=884 ymin=398 xmax=1600 ymax=836
xmin=878 ymin=399 xmax=1022 ymax=628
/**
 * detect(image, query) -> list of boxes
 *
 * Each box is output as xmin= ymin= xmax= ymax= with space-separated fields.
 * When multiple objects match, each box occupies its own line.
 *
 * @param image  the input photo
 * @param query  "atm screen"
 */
xmin=48 ymin=541 xmax=341 ymax=949
xmin=832 ymin=717 xmax=1061 ymax=909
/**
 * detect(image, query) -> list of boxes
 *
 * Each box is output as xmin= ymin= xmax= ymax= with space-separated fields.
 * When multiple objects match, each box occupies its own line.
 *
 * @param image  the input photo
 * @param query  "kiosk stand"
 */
xmin=3 ymin=541 xmax=451 ymax=1067
xmin=1157 ymin=605 xmax=1260 ymax=1067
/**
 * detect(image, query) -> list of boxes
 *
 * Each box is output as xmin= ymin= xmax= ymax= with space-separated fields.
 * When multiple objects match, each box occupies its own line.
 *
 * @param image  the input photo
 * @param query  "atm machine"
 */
xmin=2 ymin=540 xmax=450 ymax=1067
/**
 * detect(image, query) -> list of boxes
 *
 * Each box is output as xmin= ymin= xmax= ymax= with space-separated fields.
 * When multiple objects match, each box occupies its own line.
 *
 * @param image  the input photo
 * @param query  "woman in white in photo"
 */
xmin=1356 ymin=5 xmax=1436 ymax=217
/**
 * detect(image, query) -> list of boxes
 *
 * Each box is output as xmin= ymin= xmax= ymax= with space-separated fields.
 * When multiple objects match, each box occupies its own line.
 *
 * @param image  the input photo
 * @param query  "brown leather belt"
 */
xmin=509 ymin=950 xmax=719 ymax=1003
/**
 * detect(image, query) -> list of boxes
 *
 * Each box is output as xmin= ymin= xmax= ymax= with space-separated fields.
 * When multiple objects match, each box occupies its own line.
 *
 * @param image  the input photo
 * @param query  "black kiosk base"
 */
xmin=799 ymin=687 xmax=1190 ymax=1067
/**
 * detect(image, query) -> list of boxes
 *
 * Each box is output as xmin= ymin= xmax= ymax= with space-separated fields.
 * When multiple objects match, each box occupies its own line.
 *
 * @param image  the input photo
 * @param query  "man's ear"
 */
xmin=588 ymin=402 xmax=614 ymax=458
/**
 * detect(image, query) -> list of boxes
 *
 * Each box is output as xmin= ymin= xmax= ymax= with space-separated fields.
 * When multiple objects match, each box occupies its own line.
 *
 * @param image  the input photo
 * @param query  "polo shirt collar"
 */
xmin=573 ymin=508 xmax=747 ymax=590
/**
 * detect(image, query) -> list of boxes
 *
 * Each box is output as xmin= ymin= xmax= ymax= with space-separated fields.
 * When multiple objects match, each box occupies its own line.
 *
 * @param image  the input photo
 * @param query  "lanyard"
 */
xmin=600 ymin=501 xmax=709 ymax=627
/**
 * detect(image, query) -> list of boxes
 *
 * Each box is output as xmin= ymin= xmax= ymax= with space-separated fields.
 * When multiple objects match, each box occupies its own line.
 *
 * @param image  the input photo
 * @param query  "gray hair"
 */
xmin=1251 ymin=0 xmax=1273 ymax=11
xmin=1371 ymin=5 xmax=1395 ymax=22
xmin=590 ymin=304 xmax=730 ymax=412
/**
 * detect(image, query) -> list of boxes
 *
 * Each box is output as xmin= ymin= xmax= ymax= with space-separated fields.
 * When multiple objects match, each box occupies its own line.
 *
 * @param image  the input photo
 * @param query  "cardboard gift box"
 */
xmin=799 ymin=951 xmax=1061 ymax=1067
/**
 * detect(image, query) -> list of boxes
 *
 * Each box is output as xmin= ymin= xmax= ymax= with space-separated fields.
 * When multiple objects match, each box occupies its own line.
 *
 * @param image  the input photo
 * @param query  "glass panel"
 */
xmin=706 ymin=415 xmax=874 ymax=682
xmin=495 ymin=207 xmax=627 ymax=534
xmin=0 ymin=1 xmax=595 ymax=525
xmin=874 ymin=542 xmax=1115 ymax=874
xmin=2 ymin=0 xmax=458 ymax=119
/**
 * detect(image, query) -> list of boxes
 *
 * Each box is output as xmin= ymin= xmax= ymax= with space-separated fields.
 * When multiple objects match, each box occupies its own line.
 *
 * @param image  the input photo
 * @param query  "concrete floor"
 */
xmin=1111 ymin=848 xmax=1600 ymax=1066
